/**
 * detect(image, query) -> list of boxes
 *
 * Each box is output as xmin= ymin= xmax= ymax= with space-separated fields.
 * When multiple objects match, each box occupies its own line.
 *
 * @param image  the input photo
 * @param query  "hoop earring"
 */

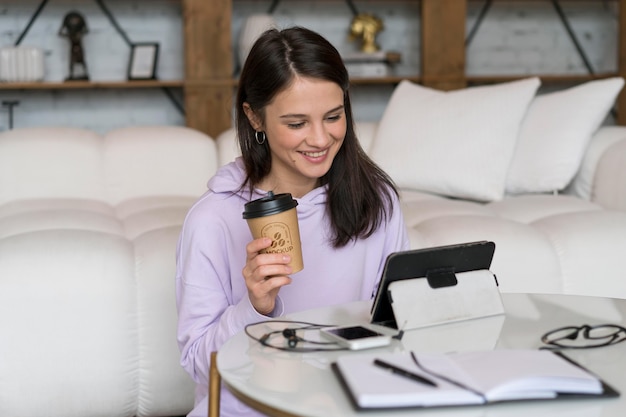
xmin=255 ymin=131 xmax=266 ymax=145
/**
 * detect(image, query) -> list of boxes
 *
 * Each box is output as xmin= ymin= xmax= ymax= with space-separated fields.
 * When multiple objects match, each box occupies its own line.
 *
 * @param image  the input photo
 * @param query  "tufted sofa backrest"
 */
xmin=0 ymin=125 xmax=220 ymax=417
xmin=0 ymin=126 xmax=217 ymax=207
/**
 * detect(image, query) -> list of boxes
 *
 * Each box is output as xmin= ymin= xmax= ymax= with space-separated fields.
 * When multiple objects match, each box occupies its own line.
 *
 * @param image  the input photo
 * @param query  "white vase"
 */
xmin=0 ymin=46 xmax=44 ymax=82
xmin=238 ymin=14 xmax=277 ymax=70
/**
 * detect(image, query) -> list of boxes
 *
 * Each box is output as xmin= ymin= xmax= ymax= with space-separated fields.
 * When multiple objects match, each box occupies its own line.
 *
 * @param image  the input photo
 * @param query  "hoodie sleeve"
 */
xmin=175 ymin=195 xmax=285 ymax=387
xmin=370 ymin=191 xmax=411 ymax=298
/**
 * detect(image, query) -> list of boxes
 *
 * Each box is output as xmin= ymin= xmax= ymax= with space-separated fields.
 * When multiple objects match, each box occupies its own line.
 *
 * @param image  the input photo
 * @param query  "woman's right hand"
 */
xmin=242 ymin=237 xmax=293 ymax=315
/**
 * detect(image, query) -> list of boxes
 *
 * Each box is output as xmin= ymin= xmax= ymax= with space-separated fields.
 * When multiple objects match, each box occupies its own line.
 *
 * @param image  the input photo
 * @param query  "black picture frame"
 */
xmin=127 ymin=43 xmax=159 ymax=80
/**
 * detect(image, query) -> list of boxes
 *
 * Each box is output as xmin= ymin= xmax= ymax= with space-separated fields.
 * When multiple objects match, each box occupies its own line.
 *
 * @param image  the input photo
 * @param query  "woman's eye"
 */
xmin=287 ymin=122 xmax=305 ymax=129
xmin=327 ymin=114 xmax=342 ymax=122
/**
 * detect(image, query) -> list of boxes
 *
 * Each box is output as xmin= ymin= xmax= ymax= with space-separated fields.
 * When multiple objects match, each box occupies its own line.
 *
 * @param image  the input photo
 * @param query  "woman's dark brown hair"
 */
xmin=236 ymin=26 xmax=398 ymax=248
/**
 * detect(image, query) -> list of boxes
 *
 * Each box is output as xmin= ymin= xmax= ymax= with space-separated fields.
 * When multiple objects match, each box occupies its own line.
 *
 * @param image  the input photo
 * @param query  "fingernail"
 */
xmin=283 ymin=255 xmax=291 ymax=262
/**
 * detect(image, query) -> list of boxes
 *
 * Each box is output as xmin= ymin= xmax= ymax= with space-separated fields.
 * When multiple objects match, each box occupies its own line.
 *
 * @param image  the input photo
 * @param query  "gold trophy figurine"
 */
xmin=349 ymin=13 xmax=384 ymax=53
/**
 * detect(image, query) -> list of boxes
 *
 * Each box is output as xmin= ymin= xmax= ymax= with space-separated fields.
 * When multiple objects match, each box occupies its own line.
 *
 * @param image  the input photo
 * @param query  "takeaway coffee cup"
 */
xmin=243 ymin=191 xmax=303 ymax=273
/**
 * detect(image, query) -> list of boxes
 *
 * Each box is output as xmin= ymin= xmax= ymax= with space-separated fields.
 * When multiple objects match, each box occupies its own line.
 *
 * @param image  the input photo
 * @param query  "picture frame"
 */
xmin=127 ymin=43 xmax=159 ymax=80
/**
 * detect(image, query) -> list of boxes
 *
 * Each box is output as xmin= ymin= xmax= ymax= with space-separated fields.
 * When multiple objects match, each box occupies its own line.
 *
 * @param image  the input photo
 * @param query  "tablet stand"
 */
xmin=371 ymin=241 xmax=504 ymax=330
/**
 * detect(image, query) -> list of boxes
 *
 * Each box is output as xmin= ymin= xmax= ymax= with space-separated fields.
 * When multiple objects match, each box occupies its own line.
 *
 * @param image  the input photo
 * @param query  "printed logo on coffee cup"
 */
xmin=261 ymin=222 xmax=294 ymax=254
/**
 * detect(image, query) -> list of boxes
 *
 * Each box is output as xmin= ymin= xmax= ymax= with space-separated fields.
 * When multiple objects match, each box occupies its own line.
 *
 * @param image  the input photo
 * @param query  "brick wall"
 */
xmin=0 ymin=0 xmax=618 ymax=134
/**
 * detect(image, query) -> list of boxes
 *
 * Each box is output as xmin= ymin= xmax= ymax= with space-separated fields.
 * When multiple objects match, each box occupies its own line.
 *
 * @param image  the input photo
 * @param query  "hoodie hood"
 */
xmin=207 ymin=157 xmax=327 ymax=219
xmin=207 ymin=157 xmax=248 ymax=196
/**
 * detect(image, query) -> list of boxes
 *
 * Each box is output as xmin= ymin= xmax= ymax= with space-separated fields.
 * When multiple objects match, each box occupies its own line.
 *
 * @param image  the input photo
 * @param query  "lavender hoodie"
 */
xmin=176 ymin=158 xmax=409 ymax=417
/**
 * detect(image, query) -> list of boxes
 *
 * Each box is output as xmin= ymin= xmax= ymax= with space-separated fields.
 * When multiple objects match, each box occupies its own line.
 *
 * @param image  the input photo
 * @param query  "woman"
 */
xmin=176 ymin=26 xmax=409 ymax=417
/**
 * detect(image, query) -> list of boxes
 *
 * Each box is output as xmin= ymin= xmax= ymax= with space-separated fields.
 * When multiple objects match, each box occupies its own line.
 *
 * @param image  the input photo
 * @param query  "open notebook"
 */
xmin=331 ymin=350 xmax=619 ymax=410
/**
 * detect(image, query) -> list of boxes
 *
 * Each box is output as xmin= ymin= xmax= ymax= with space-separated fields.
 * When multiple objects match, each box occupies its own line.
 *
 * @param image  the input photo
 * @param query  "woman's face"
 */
xmin=246 ymin=76 xmax=346 ymax=197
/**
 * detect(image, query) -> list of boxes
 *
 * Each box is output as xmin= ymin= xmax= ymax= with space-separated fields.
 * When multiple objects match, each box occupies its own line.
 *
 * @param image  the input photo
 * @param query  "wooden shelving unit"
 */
xmin=0 ymin=80 xmax=184 ymax=90
xmin=1 ymin=0 xmax=188 ymax=127
xmin=182 ymin=0 xmax=469 ymax=137
xmin=182 ymin=0 xmax=234 ymax=138
xmin=187 ymin=0 xmax=626 ymax=137
xmin=3 ymin=0 xmax=625 ymax=136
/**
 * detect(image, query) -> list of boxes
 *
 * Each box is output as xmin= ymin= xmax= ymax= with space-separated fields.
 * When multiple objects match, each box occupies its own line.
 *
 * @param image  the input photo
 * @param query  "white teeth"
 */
xmin=302 ymin=150 xmax=327 ymax=158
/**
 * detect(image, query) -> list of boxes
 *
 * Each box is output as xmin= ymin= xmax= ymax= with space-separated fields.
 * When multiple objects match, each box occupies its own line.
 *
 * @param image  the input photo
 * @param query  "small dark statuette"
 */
xmin=59 ymin=11 xmax=90 ymax=81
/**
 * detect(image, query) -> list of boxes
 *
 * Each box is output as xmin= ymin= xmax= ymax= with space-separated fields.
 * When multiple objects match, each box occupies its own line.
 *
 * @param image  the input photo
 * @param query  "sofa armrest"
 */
xmin=568 ymin=126 xmax=626 ymax=210
xmin=216 ymin=128 xmax=240 ymax=166
xmin=354 ymin=121 xmax=378 ymax=154
xmin=592 ymin=134 xmax=626 ymax=211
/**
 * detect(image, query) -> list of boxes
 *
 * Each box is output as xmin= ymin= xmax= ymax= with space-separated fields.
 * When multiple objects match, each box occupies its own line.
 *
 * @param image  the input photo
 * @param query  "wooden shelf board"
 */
xmin=2 ymin=74 xmax=615 ymax=91
xmin=186 ymin=76 xmax=423 ymax=88
xmin=350 ymin=75 xmax=421 ymax=85
xmin=347 ymin=73 xmax=619 ymax=86
xmin=0 ymin=80 xmax=184 ymax=90
xmin=466 ymin=73 xmax=619 ymax=84
xmin=185 ymin=79 xmax=239 ymax=88
xmin=188 ymin=73 xmax=621 ymax=91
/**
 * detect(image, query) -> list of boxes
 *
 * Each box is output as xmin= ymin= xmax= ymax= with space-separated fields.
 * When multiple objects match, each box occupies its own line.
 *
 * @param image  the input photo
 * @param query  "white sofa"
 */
xmin=217 ymin=121 xmax=626 ymax=300
xmin=2 ymin=78 xmax=626 ymax=417
xmin=215 ymin=76 xmax=626 ymax=301
xmin=0 ymin=126 xmax=215 ymax=417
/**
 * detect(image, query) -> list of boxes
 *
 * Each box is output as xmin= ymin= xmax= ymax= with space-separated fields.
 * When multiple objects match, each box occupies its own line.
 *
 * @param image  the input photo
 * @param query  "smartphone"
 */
xmin=320 ymin=325 xmax=392 ymax=350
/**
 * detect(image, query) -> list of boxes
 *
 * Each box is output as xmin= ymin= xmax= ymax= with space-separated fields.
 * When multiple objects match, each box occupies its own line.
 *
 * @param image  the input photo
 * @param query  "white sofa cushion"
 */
xmin=0 ymin=231 xmax=138 ymax=417
xmin=216 ymin=127 xmax=240 ymax=165
xmin=568 ymin=126 xmax=626 ymax=200
xmin=0 ymin=126 xmax=213 ymax=417
xmin=506 ymin=77 xmax=624 ymax=194
xmin=593 ymin=137 xmax=626 ymax=210
xmin=370 ymin=77 xmax=540 ymax=202
xmin=0 ymin=127 xmax=105 ymax=203
xmin=398 ymin=190 xmax=626 ymax=299
xmin=104 ymin=126 xmax=217 ymax=205
xmin=134 ymin=227 xmax=196 ymax=415
xmin=530 ymin=210 xmax=626 ymax=298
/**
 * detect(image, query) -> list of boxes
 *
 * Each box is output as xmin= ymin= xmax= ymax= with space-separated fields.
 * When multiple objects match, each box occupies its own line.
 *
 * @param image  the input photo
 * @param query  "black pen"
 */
xmin=373 ymin=359 xmax=438 ymax=387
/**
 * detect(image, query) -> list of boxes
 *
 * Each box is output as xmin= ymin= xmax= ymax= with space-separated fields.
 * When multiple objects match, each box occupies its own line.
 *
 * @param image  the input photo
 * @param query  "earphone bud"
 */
xmin=282 ymin=328 xmax=300 ymax=348
xmin=258 ymin=328 xmax=301 ymax=348
xmin=245 ymin=320 xmax=349 ymax=352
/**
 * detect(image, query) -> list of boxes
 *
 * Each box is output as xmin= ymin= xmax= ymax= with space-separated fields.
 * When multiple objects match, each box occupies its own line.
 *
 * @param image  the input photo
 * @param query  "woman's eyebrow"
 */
xmin=279 ymin=105 xmax=344 ymax=119
xmin=325 ymin=105 xmax=345 ymax=114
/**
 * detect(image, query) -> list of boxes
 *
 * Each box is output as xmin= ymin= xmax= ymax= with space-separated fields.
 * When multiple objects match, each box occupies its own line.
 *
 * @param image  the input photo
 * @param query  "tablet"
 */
xmin=370 ymin=241 xmax=496 ymax=329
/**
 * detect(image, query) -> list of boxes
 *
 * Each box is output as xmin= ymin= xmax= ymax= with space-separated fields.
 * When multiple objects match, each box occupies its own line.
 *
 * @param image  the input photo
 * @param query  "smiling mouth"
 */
xmin=300 ymin=149 xmax=328 ymax=158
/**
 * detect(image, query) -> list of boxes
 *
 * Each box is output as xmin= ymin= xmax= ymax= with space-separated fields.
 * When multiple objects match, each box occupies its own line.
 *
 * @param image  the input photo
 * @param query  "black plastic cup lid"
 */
xmin=242 ymin=191 xmax=298 ymax=219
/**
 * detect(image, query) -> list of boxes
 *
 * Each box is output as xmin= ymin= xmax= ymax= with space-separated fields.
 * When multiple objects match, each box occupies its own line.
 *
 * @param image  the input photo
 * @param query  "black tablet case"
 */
xmin=370 ymin=241 xmax=497 ymax=329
